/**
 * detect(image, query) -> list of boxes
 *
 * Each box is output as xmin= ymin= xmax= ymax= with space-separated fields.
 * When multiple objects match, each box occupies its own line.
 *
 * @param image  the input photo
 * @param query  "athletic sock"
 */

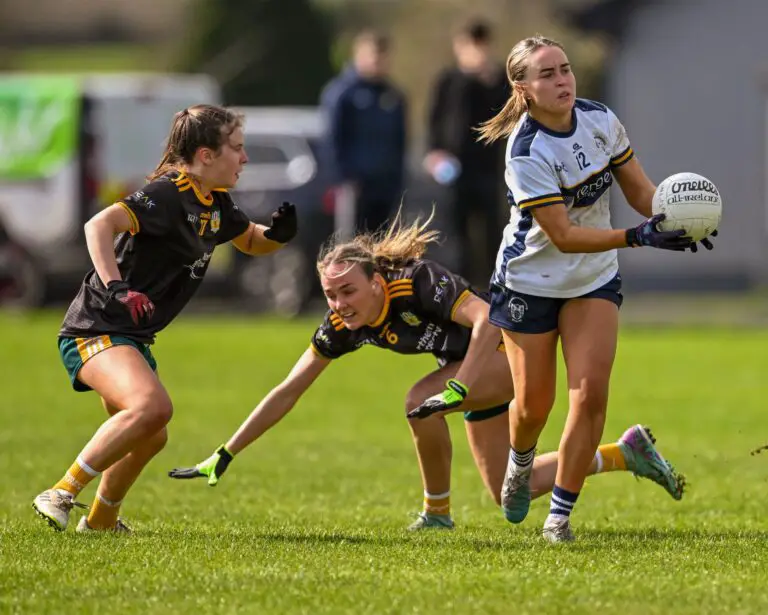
xmin=87 ymin=493 xmax=122 ymax=530
xmin=52 ymin=456 xmax=100 ymax=497
xmin=549 ymin=485 xmax=579 ymax=519
xmin=423 ymin=490 xmax=450 ymax=517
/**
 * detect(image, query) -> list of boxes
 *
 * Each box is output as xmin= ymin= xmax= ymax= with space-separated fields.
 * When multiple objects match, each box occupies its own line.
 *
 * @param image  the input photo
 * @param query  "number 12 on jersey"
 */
xmin=575 ymin=151 xmax=591 ymax=171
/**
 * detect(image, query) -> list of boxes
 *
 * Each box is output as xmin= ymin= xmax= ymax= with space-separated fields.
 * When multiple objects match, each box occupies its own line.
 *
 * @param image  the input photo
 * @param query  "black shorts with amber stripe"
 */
xmin=58 ymin=335 xmax=157 ymax=392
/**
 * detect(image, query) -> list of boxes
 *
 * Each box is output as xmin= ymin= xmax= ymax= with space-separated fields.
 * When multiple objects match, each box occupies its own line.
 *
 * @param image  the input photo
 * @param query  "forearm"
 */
xmin=553 ymin=226 xmax=629 ymax=253
xmin=84 ymin=219 xmax=121 ymax=285
xmin=239 ymin=224 xmax=284 ymax=256
xmin=225 ymin=388 xmax=299 ymax=455
xmin=453 ymin=320 xmax=502 ymax=389
xmin=615 ymin=158 xmax=656 ymax=217
xmin=625 ymin=185 xmax=655 ymax=217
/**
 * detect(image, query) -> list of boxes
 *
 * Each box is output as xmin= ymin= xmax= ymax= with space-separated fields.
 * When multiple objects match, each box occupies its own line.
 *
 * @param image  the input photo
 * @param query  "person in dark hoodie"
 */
xmin=320 ymin=30 xmax=407 ymax=235
xmin=424 ymin=19 xmax=509 ymax=286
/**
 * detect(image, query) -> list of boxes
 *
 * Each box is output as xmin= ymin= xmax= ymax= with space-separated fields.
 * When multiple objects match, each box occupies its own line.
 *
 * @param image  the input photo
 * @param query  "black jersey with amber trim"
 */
xmin=59 ymin=171 xmax=250 ymax=343
xmin=310 ymin=259 xmax=479 ymax=364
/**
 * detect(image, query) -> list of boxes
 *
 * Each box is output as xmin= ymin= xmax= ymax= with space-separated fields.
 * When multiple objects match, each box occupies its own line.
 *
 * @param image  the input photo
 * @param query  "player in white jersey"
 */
xmin=475 ymin=35 xmax=717 ymax=543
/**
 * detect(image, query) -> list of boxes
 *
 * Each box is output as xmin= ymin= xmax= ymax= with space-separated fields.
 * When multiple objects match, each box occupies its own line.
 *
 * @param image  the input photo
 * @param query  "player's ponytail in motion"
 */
xmin=476 ymin=34 xmax=565 ymax=144
xmin=317 ymin=206 xmax=441 ymax=279
xmin=147 ymin=105 xmax=244 ymax=181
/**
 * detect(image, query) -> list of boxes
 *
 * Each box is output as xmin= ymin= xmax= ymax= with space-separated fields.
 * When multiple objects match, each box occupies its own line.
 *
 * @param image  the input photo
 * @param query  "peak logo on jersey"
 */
xmin=572 ymin=143 xmax=582 ymax=153
xmin=133 ymin=191 xmax=157 ymax=209
xmin=507 ymin=297 xmax=528 ymax=323
xmin=433 ymin=276 xmax=451 ymax=303
xmin=400 ymin=311 xmax=422 ymax=327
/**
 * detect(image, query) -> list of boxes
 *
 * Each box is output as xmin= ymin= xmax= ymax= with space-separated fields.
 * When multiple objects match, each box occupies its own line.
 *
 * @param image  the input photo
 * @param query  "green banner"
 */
xmin=0 ymin=76 xmax=80 ymax=180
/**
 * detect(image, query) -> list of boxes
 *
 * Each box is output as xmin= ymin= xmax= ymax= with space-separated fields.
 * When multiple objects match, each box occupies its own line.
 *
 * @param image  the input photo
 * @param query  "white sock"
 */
xmin=594 ymin=449 xmax=604 ymax=474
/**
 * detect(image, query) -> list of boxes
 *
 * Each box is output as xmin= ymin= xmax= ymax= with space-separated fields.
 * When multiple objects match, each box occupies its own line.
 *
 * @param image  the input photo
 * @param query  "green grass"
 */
xmin=1 ymin=311 xmax=767 ymax=614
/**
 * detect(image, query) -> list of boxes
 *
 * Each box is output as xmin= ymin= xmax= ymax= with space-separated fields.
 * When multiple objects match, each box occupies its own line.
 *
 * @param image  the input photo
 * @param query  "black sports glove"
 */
xmin=106 ymin=280 xmax=154 ymax=325
xmin=263 ymin=202 xmax=297 ymax=243
xmin=688 ymin=229 xmax=718 ymax=253
xmin=625 ymin=214 xmax=693 ymax=251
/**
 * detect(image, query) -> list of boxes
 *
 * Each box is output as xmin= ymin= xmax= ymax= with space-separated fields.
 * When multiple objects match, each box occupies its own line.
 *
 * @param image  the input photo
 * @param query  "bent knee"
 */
xmin=514 ymin=399 xmax=553 ymax=426
xmin=132 ymin=390 xmax=174 ymax=432
xmin=404 ymin=390 xmax=421 ymax=417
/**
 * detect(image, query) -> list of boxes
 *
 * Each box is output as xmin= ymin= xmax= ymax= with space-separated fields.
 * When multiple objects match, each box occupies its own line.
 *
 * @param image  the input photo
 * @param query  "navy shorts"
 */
xmin=488 ymin=274 xmax=623 ymax=334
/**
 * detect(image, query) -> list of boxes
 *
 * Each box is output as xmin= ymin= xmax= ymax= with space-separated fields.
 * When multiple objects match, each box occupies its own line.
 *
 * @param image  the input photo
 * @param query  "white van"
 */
xmin=0 ymin=72 xmax=221 ymax=305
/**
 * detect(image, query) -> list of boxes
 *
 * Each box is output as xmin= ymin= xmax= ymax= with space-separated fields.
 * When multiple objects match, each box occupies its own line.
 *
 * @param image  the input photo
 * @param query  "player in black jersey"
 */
xmin=169 ymin=211 xmax=684 ymax=529
xmin=32 ymin=105 xmax=298 ymax=533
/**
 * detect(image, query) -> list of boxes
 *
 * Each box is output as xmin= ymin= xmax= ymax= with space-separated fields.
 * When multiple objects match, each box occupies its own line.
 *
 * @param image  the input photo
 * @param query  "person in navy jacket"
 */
xmin=320 ymin=30 xmax=407 ymax=233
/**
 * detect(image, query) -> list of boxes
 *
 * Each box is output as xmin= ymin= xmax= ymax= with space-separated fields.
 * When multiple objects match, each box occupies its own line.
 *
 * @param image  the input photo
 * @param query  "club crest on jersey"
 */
xmin=400 ymin=311 xmax=422 ymax=327
xmin=507 ymin=297 xmax=528 ymax=323
xmin=211 ymin=210 xmax=220 ymax=233
xmin=593 ymin=131 xmax=610 ymax=155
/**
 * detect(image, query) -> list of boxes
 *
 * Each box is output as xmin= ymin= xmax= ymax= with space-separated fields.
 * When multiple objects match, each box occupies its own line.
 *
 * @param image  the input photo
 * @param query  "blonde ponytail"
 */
xmin=476 ymin=89 xmax=529 ymax=144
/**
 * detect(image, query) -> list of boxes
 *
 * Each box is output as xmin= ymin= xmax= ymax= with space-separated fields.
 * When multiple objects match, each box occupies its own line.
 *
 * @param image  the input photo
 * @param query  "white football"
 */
xmin=651 ymin=172 xmax=722 ymax=242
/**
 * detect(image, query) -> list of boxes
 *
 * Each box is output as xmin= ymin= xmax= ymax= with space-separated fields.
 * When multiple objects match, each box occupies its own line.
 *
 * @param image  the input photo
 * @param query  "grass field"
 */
xmin=1 ymin=311 xmax=767 ymax=614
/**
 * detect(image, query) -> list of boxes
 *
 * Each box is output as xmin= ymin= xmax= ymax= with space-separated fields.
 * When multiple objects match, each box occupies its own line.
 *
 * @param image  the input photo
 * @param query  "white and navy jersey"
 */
xmin=493 ymin=98 xmax=634 ymax=298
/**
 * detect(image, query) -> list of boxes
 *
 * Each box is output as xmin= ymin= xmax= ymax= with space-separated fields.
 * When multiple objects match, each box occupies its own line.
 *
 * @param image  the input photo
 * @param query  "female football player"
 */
xmin=476 ymin=35 xmax=715 ymax=542
xmin=169 ymin=211 xmax=684 ymax=530
xmin=32 ymin=104 xmax=298 ymax=533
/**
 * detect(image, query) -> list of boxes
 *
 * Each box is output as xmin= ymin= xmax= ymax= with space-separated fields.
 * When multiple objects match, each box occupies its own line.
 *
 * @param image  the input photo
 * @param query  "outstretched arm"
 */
xmin=226 ymin=347 xmax=329 ymax=454
xmin=169 ymin=347 xmax=330 ymax=485
xmin=231 ymin=202 xmax=298 ymax=256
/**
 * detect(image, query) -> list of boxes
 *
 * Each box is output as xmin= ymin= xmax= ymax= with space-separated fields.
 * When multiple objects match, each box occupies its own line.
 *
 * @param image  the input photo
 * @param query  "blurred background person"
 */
xmin=320 ymin=30 xmax=407 ymax=237
xmin=424 ymin=18 xmax=508 ymax=287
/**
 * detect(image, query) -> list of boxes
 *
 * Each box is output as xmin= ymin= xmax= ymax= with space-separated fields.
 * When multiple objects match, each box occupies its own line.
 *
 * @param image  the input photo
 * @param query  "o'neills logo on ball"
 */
xmin=671 ymin=180 xmax=718 ymax=195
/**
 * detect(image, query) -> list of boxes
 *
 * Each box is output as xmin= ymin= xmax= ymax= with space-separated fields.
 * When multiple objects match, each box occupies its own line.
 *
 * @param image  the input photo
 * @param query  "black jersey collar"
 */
xmin=172 ymin=171 xmax=214 ymax=206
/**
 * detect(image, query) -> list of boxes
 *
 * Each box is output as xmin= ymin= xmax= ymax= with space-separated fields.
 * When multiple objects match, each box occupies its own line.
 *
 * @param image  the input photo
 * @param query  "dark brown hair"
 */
xmin=458 ymin=18 xmax=492 ymax=44
xmin=148 ymin=104 xmax=244 ymax=181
